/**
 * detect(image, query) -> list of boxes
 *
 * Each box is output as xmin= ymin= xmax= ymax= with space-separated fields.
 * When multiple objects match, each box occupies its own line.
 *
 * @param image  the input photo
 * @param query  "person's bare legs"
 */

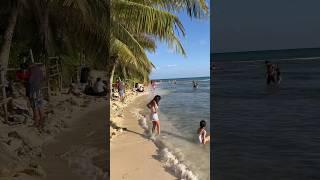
xmin=39 ymin=107 xmax=45 ymax=129
xmin=152 ymin=121 xmax=156 ymax=134
xmin=32 ymin=108 xmax=40 ymax=127
xmin=156 ymin=120 xmax=160 ymax=135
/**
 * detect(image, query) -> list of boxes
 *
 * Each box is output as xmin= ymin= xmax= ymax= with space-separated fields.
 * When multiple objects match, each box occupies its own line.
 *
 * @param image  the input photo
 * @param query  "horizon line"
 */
xmin=212 ymin=47 xmax=320 ymax=54
xmin=151 ymin=75 xmax=210 ymax=80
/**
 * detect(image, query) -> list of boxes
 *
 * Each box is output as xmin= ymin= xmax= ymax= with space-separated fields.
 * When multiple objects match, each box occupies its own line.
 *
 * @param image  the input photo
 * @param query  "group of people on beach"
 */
xmin=69 ymin=77 xmax=108 ymax=97
xmin=133 ymin=83 xmax=144 ymax=92
xmin=146 ymin=94 xmax=210 ymax=145
xmin=265 ymin=61 xmax=281 ymax=85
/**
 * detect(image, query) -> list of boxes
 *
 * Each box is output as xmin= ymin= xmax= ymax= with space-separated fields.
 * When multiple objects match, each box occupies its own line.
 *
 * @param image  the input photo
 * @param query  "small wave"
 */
xmin=137 ymin=114 xmax=199 ymax=180
xmin=198 ymin=79 xmax=210 ymax=82
xmin=159 ymin=147 xmax=198 ymax=180
xmin=138 ymin=116 xmax=149 ymax=130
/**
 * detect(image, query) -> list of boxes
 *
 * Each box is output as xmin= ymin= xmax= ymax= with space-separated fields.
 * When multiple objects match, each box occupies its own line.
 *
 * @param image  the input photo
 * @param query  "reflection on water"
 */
xmin=213 ymin=60 xmax=320 ymax=180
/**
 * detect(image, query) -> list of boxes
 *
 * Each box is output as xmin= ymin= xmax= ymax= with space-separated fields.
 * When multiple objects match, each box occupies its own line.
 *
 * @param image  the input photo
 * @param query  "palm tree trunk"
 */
xmin=38 ymin=0 xmax=50 ymax=56
xmin=109 ymin=62 xmax=116 ymax=92
xmin=0 ymin=2 xmax=18 ymax=69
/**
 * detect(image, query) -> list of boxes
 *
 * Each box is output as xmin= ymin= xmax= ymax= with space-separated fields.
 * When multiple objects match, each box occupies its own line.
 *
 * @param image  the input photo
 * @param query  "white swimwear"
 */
xmin=151 ymin=113 xmax=159 ymax=121
xmin=150 ymin=102 xmax=159 ymax=121
xmin=198 ymin=129 xmax=206 ymax=144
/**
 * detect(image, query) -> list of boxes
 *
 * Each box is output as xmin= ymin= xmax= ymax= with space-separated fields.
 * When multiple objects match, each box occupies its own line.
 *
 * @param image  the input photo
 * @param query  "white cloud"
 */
xmin=167 ymin=64 xmax=177 ymax=67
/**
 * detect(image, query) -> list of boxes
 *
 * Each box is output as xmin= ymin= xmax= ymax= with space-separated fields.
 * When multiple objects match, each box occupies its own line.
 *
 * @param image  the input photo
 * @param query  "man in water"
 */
xmin=275 ymin=64 xmax=281 ymax=84
xmin=193 ymin=80 xmax=198 ymax=88
xmin=265 ymin=61 xmax=276 ymax=85
xmin=28 ymin=63 xmax=45 ymax=129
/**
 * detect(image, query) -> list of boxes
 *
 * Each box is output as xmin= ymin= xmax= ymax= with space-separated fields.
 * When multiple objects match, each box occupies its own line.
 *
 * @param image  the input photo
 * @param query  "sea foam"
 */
xmin=137 ymin=113 xmax=199 ymax=180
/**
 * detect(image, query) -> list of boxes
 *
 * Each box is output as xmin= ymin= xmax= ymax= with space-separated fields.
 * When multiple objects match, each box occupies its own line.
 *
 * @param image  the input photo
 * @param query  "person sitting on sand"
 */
xmin=147 ymin=95 xmax=161 ymax=135
xmin=94 ymin=77 xmax=107 ymax=96
xmin=198 ymin=120 xmax=210 ymax=144
xmin=67 ymin=81 xmax=81 ymax=96
xmin=138 ymin=86 xmax=144 ymax=92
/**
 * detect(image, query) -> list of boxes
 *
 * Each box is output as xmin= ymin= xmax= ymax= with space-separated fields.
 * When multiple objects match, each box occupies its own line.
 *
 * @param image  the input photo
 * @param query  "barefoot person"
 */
xmin=28 ymin=63 xmax=45 ymax=129
xmin=147 ymin=95 xmax=161 ymax=135
xmin=198 ymin=120 xmax=210 ymax=144
xmin=118 ymin=80 xmax=126 ymax=102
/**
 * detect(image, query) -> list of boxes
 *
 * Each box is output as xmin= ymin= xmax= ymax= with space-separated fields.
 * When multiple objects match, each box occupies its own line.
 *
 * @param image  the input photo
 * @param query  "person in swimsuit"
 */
xmin=147 ymin=95 xmax=161 ymax=135
xmin=198 ymin=120 xmax=210 ymax=144
xmin=275 ymin=64 xmax=281 ymax=84
xmin=265 ymin=61 xmax=276 ymax=85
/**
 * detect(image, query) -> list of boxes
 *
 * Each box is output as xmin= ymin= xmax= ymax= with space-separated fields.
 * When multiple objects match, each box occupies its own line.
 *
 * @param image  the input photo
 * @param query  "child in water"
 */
xmin=198 ymin=120 xmax=210 ymax=144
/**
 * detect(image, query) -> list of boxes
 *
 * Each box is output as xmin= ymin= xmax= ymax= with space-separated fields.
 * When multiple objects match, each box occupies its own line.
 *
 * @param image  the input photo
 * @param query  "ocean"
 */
xmin=213 ymin=58 xmax=320 ymax=180
xmin=152 ymin=76 xmax=210 ymax=180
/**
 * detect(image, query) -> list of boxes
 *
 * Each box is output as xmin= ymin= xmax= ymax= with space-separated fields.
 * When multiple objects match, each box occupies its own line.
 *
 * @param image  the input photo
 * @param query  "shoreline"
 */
xmin=110 ymin=92 xmax=176 ymax=180
xmin=110 ymin=89 xmax=202 ymax=180
xmin=111 ymin=90 xmax=193 ymax=180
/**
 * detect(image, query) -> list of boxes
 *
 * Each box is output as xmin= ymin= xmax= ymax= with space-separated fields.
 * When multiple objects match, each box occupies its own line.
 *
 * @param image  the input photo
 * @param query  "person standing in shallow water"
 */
xmin=265 ymin=61 xmax=276 ymax=85
xmin=275 ymin=64 xmax=281 ymax=84
xmin=147 ymin=95 xmax=161 ymax=135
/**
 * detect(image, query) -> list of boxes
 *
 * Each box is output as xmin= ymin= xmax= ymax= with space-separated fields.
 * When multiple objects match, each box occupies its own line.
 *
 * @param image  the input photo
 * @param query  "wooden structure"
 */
xmin=47 ymin=56 xmax=63 ymax=96
xmin=0 ymin=67 xmax=15 ymax=122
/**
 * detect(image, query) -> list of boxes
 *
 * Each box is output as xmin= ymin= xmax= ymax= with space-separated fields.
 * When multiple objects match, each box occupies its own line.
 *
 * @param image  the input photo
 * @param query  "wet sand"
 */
xmin=110 ymin=95 xmax=176 ymax=180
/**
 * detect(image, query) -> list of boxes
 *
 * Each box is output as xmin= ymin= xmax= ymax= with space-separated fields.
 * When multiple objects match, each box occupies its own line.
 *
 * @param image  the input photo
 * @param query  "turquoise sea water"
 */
xmin=151 ymin=76 xmax=210 ymax=180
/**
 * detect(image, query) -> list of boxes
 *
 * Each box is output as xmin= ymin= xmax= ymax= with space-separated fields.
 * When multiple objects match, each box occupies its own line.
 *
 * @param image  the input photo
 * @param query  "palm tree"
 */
xmin=109 ymin=0 xmax=208 ymax=87
xmin=0 ymin=0 xmax=21 ymax=70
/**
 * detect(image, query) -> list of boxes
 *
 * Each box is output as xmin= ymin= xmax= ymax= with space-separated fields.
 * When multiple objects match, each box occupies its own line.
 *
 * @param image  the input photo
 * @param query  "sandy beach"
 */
xmin=0 ymin=91 xmax=108 ymax=180
xmin=110 ymin=92 xmax=176 ymax=180
xmin=39 ymin=100 xmax=108 ymax=180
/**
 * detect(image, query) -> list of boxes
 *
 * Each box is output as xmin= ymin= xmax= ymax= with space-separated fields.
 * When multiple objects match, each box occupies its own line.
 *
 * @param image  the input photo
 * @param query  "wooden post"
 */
xmin=59 ymin=57 xmax=63 ymax=91
xmin=45 ymin=62 xmax=50 ymax=101
xmin=0 ymin=68 xmax=8 ymax=122
xmin=29 ymin=49 xmax=34 ymax=63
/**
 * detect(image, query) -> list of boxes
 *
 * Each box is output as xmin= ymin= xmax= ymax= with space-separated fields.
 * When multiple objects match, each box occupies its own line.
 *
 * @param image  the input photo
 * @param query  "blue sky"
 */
xmin=148 ymin=9 xmax=210 ymax=80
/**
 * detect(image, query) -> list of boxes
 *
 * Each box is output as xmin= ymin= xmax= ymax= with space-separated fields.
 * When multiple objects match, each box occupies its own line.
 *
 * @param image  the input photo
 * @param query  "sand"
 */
xmin=110 ymin=93 xmax=176 ymax=180
xmin=39 ymin=102 xmax=107 ymax=180
xmin=0 ymin=85 xmax=108 ymax=180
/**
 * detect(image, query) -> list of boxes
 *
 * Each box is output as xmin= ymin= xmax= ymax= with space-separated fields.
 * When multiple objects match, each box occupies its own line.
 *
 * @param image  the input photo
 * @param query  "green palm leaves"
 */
xmin=110 ymin=0 xmax=208 ymax=83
